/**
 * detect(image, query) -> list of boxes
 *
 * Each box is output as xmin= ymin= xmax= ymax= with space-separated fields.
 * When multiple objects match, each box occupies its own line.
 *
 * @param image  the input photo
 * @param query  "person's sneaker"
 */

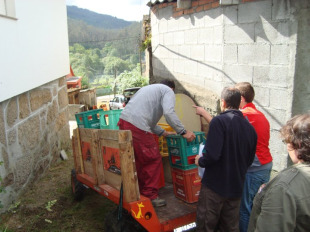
xmin=151 ymin=197 xmax=166 ymax=207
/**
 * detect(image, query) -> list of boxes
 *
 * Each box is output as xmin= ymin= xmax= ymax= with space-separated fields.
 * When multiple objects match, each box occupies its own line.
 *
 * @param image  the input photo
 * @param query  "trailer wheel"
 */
xmin=104 ymin=209 xmax=147 ymax=232
xmin=71 ymin=169 xmax=85 ymax=201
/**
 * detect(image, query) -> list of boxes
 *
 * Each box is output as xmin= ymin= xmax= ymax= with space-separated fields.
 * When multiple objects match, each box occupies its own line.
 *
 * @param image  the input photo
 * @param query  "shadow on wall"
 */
xmin=151 ymin=44 xmax=284 ymax=127
xmin=149 ymin=0 xmax=310 ymax=127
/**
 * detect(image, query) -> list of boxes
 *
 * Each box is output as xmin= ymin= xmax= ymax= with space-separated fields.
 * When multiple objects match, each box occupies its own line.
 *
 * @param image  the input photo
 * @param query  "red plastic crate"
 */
xmin=171 ymin=167 xmax=201 ymax=203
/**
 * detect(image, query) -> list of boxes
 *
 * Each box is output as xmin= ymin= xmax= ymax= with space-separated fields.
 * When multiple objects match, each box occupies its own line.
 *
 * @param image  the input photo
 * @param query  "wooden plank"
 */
xmin=91 ymin=131 xmax=105 ymax=185
xmin=104 ymin=170 xmax=122 ymax=190
xmin=119 ymin=141 xmax=140 ymax=202
xmin=73 ymin=128 xmax=85 ymax=174
xmin=90 ymin=130 xmax=99 ymax=185
xmin=99 ymin=139 xmax=120 ymax=149
xmin=71 ymin=135 xmax=82 ymax=173
xmin=79 ymin=128 xmax=94 ymax=179
xmin=158 ymin=94 xmax=201 ymax=132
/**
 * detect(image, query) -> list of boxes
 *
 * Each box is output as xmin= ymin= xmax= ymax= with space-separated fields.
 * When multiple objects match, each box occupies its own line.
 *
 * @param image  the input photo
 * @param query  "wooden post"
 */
xmin=74 ymin=128 xmax=84 ymax=174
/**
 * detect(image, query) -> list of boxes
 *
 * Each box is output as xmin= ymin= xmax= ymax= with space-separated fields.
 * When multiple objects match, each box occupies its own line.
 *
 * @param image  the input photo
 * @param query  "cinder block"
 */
xmin=179 ymin=45 xmax=191 ymax=59
xmin=224 ymin=24 xmax=254 ymax=44
xmin=178 ymin=15 xmax=192 ymax=30
xmin=223 ymin=64 xmax=253 ymax=83
xmin=197 ymin=62 xmax=223 ymax=82
xmin=185 ymin=30 xmax=198 ymax=45
xmin=213 ymin=25 xmax=224 ymax=44
xmin=223 ymin=5 xmax=238 ymax=25
xmin=158 ymin=5 xmax=173 ymax=18
xmin=184 ymin=59 xmax=198 ymax=75
xmin=173 ymin=31 xmax=185 ymax=45
xmin=255 ymin=21 xmax=294 ymax=44
xmin=253 ymin=66 xmax=288 ymax=88
xmin=167 ymin=17 xmax=179 ymax=32
xmin=205 ymin=7 xmax=223 ymax=27
xmin=191 ymin=45 xmax=205 ymax=61
xmin=223 ymin=45 xmax=237 ymax=64
xmin=192 ymin=11 xmax=206 ymax=28
xmin=198 ymin=27 xmax=214 ymax=44
xmin=174 ymin=59 xmax=185 ymax=73
xmin=253 ymin=86 xmax=270 ymax=107
xmin=159 ymin=19 xmax=168 ymax=33
xmin=271 ymin=44 xmax=289 ymax=65
xmin=238 ymin=0 xmax=272 ymax=23
xmin=165 ymin=58 xmax=174 ymax=73
xmin=168 ymin=45 xmax=179 ymax=59
xmin=238 ymin=44 xmax=270 ymax=65
xmin=270 ymin=88 xmax=290 ymax=110
xmin=272 ymin=0 xmax=290 ymax=20
xmin=205 ymin=45 xmax=222 ymax=62
xmin=260 ymin=107 xmax=287 ymax=131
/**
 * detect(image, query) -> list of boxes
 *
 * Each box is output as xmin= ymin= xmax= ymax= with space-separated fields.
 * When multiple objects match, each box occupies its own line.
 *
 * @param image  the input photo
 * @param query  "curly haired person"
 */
xmin=248 ymin=113 xmax=310 ymax=232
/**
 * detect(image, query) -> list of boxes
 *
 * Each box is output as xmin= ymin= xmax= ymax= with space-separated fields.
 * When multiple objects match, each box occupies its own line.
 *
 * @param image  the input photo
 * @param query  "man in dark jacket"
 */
xmin=195 ymin=86 xmax=257 ymax=232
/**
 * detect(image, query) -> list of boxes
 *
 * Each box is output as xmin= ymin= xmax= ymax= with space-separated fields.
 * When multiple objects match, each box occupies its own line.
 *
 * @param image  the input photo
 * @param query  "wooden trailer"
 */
xmin=71 ymin=128 xmax=197 ymax=232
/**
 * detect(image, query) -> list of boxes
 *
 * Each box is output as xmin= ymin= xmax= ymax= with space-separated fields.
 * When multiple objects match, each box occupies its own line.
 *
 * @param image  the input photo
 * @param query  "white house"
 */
xmin=0 ymin=0 xmax=71 ymax=211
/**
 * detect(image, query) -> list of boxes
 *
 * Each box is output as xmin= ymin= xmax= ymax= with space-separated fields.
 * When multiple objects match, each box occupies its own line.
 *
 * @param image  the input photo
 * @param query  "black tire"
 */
xmin=104 ymin=209 xmax=147 ymax=232
xmin=71 ymin=169 xmax=85 ymax=201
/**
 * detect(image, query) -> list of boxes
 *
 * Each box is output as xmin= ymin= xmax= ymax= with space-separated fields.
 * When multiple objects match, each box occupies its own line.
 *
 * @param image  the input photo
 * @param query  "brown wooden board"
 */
xmin=79 ymin=129 xmax=96 ymax=181
xmin=73 ymin=129 xmax=84 ymax=174
xmin=72 ymin=128 xmax=139 ymax=203
xmin=158 ymin=94 xmax=201 ymax=132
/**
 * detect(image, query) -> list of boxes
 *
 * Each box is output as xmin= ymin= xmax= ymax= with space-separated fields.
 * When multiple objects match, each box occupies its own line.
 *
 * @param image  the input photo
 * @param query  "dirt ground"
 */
xmin=0 ymin=152 xmax=117 ymax=232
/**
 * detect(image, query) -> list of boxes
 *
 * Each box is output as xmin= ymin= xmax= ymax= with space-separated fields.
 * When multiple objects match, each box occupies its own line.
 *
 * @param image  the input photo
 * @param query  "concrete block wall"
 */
xmin=0 ymin=77 xmax=71 ymax=211
xmin=150 ymin=0 xmax=310 ymax=171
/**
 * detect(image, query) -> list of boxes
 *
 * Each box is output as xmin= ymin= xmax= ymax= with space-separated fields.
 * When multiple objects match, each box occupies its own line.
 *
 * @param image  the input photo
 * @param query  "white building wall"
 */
xmin=0 ymin=0 xmax=70 ymax=102
xmin=150 ymin=0 xmax=309 ymax=171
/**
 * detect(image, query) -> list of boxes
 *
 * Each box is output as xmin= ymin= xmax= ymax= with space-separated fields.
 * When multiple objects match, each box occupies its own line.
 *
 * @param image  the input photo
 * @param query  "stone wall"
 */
xmin=149 ymin=0 xmax=310 ymax=171
xmin=0 ymin=77 xmax=71 ymax=211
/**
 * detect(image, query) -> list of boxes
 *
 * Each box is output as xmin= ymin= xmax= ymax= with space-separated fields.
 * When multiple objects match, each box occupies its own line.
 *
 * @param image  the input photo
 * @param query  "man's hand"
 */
xmin=182 ymin=130 xmax=196 ymax=142
xmin=195 ymin=155 xmax=200 ymax=166
xmin=162 ymin=131 xmax=176 ymax=137
xmin=193 ymin=105 xmax=213 ymax=123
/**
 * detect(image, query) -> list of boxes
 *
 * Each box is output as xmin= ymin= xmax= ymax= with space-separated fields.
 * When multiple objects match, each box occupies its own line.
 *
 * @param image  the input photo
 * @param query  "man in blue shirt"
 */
xmin=195 ymin=86 xmax=257 ymax=232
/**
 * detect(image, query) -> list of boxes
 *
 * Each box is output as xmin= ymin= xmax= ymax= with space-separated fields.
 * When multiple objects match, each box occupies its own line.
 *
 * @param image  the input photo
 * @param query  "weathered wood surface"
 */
xmin=72 ymin=128 xmax=140 ymax=202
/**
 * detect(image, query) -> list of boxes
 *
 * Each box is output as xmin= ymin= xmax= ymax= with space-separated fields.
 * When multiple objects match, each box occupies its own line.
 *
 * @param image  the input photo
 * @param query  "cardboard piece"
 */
xmin=159 ymin=94 xmax=201 ymax=132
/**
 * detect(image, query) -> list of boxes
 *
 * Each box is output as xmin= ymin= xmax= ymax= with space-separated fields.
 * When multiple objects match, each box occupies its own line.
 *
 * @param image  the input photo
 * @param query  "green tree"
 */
xmin=103 ymin=56 xmax=130 ymax=75
xmin=116 ymin=64 xmax=148 ymax=93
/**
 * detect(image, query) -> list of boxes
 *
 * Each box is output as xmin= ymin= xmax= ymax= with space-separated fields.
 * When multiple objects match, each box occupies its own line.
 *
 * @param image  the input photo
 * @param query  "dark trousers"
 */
xmin=196 ymin=185 xmax=241 ymax=232
xmin=118 ymin=119 xmax=161 ymax=200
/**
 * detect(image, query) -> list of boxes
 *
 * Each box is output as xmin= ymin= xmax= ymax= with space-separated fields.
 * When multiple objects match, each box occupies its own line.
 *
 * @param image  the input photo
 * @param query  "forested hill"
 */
xmin=66 ymin=6 xmax=141 ymax=48
xmin=67 ymin=5 xmax=135 ymax=29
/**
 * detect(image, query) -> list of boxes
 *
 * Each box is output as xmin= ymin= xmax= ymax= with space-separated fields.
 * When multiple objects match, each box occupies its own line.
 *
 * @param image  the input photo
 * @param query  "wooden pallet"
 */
xmin=72 ymin=128 xmax=140 ymax=202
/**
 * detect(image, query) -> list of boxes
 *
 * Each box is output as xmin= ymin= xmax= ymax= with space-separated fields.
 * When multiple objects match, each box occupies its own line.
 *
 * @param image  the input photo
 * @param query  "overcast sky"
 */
xmin=66 ymin=0 xmax=150 ymax=21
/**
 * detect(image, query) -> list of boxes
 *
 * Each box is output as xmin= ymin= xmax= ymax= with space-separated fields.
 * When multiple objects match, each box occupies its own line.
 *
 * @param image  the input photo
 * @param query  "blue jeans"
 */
xmin=239 ymin=169 xmax=271 ymax=232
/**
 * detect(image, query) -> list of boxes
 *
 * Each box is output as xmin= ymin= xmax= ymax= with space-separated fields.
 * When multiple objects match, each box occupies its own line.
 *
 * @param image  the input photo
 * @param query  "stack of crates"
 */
xmin=158 ymin=123 xmax=175 ymax=157
xmin=100 ymin=109 xmax=123 ymax=130
xmin=75 ymin=109 xmax=104 ymax=129
xmin=166 ymin=132 xmax=205 ymax=203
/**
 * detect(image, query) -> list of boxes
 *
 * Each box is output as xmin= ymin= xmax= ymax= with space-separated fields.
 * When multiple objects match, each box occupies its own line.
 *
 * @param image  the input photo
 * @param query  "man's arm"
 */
xmin=193 ymin=105 xmax=213 ymax=123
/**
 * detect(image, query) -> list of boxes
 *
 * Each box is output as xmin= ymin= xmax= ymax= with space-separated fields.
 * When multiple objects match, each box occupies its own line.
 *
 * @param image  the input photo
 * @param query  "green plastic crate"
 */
xmin=75 ymin=109 xmax=104 ymax=129
xmin=100 ymin=109 xmax=123 ymax=130
xmin=166 ymin=132 xmax=206 ymax=170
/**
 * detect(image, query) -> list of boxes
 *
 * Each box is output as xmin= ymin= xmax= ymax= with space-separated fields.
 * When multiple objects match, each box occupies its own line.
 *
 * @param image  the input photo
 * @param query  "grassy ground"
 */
xmin=0 ymin=152 xmax=117 ymax=232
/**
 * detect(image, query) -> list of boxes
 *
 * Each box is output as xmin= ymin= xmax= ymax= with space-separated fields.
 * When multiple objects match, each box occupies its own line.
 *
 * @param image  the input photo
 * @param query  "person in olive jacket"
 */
xmin=248 ymin=113 xmax=310 ymax=232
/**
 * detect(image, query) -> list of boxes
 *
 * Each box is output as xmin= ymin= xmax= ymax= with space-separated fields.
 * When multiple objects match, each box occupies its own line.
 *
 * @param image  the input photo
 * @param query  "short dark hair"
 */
xmin=280 ymin=113 xmax=310 ymax=163
xmin=221 ymin=87 xmax=241 ymax=109
xmin=160 ymin=79 xmax=175 ymax=89
xmin=235 ymin=82 xmax=255 ymax=103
